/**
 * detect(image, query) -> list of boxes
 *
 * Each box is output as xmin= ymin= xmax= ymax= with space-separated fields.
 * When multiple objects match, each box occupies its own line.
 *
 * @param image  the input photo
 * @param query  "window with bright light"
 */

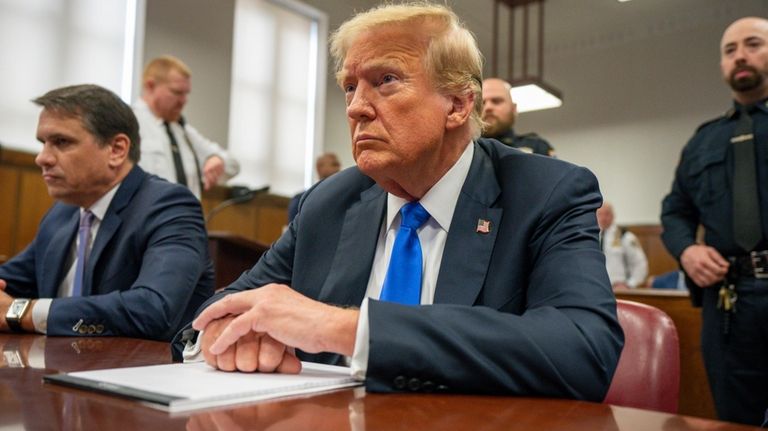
xmin=0 ymin=0 xmax=140 ymax=152
xmin=226 ymin=0 xmax=327 ymax=196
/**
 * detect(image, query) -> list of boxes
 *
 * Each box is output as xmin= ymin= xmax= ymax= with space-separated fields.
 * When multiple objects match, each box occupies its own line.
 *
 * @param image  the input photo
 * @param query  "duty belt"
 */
xmin=728 ymin=250 xmax=768 ymax=279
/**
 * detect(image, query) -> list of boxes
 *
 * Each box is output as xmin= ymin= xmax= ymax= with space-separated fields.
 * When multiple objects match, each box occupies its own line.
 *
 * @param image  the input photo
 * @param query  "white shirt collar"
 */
xmin=83 ymin=182 xmax=121 ymax=221
xmin=385 ymin=142 xmax=474 ymax=232
xmin=134 ymin=98 xmax=165 ymax=127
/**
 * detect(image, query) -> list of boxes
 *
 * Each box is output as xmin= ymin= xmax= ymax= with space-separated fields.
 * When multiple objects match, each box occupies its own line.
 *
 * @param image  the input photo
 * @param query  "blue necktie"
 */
xmin=72 ymin=210 xmax=94 ymax=297
xmin=380 ymin=202 xmax=430 ymax=305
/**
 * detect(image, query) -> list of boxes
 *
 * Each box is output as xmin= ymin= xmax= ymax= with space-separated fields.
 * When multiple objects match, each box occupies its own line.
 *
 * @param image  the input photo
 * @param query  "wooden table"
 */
xmin=0 ymin=334 xmax=760 ymax=430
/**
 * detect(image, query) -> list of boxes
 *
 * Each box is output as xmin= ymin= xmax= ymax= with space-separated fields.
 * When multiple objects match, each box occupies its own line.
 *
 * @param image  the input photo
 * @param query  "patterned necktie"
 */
xmin=731 ymin=105 xmax=762 ymax=252
xmin=72 ymin=210 xmax=94 ymax=297
xmin=163 ymin=121 xmax=188 ymax=187
xmin=380 ymin=202 xmax=430 ymax=305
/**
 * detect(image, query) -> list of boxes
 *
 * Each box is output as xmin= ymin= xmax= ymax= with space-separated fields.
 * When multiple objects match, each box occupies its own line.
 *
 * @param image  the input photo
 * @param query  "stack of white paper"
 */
xmin=44 ymin=361 xmax=361 ymax=413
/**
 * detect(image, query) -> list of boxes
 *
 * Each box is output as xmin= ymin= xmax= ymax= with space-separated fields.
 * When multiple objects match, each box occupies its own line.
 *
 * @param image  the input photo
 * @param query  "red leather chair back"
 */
xmin=603 ymin=299 xmax=680 ymax=413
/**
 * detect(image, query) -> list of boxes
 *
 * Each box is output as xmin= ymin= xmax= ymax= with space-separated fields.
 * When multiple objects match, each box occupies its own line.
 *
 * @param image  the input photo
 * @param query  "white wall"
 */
xmin=142 ymin=0 xmax=235 ymax=146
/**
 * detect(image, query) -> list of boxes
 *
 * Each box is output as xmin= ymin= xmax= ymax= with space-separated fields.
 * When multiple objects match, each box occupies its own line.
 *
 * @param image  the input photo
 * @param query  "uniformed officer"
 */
xmin=481 ymin=78 xmax=555 ymax=156
xmin=596 ymin=203 xmax=648 ymax=289
xmin=660 ymin=17 xmax=768 ymax=426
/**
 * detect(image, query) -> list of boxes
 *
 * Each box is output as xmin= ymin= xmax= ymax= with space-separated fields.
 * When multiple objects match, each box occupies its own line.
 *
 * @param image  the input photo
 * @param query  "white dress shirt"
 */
xmin=133 ymin=99 xmax=239 ymax=199
xmin=601 ymin=223 xmax=649 ymax=288
xmin=30 ymin=184 xmax=120 ymax=333
xmin=349 ymin=142 xmax=474 ymax=379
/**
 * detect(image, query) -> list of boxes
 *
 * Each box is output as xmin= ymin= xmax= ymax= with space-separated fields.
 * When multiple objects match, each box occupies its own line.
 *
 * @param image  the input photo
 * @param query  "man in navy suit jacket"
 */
xmin=0 ymin=84 xmax=213 ymax=341
xmin=191 ymin=4 xmax=622 ymax=400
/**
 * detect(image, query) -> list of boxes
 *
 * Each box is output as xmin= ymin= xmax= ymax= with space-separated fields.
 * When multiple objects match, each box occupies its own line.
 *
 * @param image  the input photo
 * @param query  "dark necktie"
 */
xmin=163 ymin=121 xmax=188 ymax=187
xmin=380 ymin=202 xmax=430 ymax=305
xmin=731 ymin=106 xmax=762 ymax=252
xmin=72 ymin=211 xmax=94 ymax=297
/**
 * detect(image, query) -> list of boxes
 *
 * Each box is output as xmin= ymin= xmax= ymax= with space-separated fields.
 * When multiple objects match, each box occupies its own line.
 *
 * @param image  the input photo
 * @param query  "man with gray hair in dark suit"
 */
xmin=188 ymin=3 xmax=622 ymax=401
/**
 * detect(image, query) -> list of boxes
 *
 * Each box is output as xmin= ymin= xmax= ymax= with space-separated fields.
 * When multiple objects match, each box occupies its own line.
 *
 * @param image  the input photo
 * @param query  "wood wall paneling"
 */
xmin=624 ymin=224 xmax=679 ymax=278
xmin=0 ymin=167 xmax=19 ymax=262
xmin=0 ymin=149 xmax=53 ymax=260
xmin=16 ymin=170 xmax=53 ymax=252
xmin=208 ymin=232 xmax=269 ymax=289
xmin=202 ymin=188 xmax=289 ymax=246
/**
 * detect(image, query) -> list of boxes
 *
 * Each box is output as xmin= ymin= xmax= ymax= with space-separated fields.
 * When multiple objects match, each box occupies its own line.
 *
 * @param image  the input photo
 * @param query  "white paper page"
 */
xmin=65 ymin=361 xmax=359 ymax=407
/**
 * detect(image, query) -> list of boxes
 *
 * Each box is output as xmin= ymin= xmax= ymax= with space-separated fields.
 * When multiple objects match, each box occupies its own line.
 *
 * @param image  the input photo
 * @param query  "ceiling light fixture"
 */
xmin=491 ymin=0 xmax=562 ymax=113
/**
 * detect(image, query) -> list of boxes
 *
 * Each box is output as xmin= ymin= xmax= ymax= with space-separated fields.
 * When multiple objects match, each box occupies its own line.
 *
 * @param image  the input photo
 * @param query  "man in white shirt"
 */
xmin=134 ymin=55 xmax=239 ymax=199
xmin=186 ymin=3 xmax=622 ymax=400
xmin=596 ymin=202 xmax=649 ymax=289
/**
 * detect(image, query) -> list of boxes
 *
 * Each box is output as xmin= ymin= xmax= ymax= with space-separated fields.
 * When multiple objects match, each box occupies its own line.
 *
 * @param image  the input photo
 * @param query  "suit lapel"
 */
xmin=84 ymin=166 xmax=145 ymax=295
xmin=434 ymin=142 xmax=502 ymax=305
xmin=319 ymin=184 xmax=386 ymax=306
xmin=40 ymin=210 xmax=79 ymax=297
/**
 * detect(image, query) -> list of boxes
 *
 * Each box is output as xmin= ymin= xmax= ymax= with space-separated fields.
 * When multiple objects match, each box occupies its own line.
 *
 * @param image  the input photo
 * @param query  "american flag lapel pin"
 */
xmin=476 ymin=218 xmax=491 ymax=234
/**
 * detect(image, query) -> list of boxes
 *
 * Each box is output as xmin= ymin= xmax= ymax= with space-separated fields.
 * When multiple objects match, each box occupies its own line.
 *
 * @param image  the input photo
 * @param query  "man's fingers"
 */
xmin=701 ymin=257 xmax=728 ymax=276
xmin=705 ymin=247 xmax=730 ymax=268
xmin=277 ymin=349 xmax=302 ymax=374
xmin=257 ymin=336 xmax=286 ymax=372
xmin=210 ymin=311 xmax=258 ymax=355
xmin=193 ymin=295 xmax=253 ymax=330
xmin=193 ymin=303 xmax=229 ymax=330
xmin=215 ymin=344 xmax=237 ymax=372
xmin=235 ymin=333 xmax=260 ymax=373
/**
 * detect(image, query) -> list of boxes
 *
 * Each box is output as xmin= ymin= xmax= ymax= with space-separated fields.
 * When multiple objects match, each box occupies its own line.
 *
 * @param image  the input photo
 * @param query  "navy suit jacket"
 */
xmin=0 ymin=165 xmax=214 ymax=341
xmin=198 ymin=139 xmax=623 ymax=400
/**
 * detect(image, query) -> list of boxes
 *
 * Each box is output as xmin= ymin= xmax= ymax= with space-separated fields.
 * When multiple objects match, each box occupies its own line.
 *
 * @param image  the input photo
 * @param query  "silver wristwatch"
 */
xmin=5 ymin=298 xmax=31 ymax=332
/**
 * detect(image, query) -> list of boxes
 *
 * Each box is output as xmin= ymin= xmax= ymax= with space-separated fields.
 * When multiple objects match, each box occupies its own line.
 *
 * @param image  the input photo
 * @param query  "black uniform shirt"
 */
xmin=487 ymin=128 xmax=554 ymax=156
xmin=661 ymin=99 xmax=768 ymax=259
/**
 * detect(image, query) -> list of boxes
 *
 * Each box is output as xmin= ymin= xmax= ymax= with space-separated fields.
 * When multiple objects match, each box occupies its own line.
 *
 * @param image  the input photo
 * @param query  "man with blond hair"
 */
xmin=187 ymin=3 xmax=622 ymax=401
xmin=134 ymin=55 xmax=238 ymax=199
xmin=661 ymin=17 xmax=768 ymax=425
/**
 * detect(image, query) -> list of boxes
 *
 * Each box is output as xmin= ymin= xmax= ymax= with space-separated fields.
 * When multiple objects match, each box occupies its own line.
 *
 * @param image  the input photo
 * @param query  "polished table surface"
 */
xmin=0 ymin=335 xmax=761 ymax=431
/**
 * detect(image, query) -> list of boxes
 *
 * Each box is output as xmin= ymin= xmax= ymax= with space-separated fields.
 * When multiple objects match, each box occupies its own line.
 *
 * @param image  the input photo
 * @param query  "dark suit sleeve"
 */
xmin=287 ymin=193 xmax=302 ymax=224
xmin=365 ymin=166 xmax=623 ymax=401
xmin=0 ymin=242 xmax=39 ymax=297
xmin=46 ymin=187 xmax=212 ymax=341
